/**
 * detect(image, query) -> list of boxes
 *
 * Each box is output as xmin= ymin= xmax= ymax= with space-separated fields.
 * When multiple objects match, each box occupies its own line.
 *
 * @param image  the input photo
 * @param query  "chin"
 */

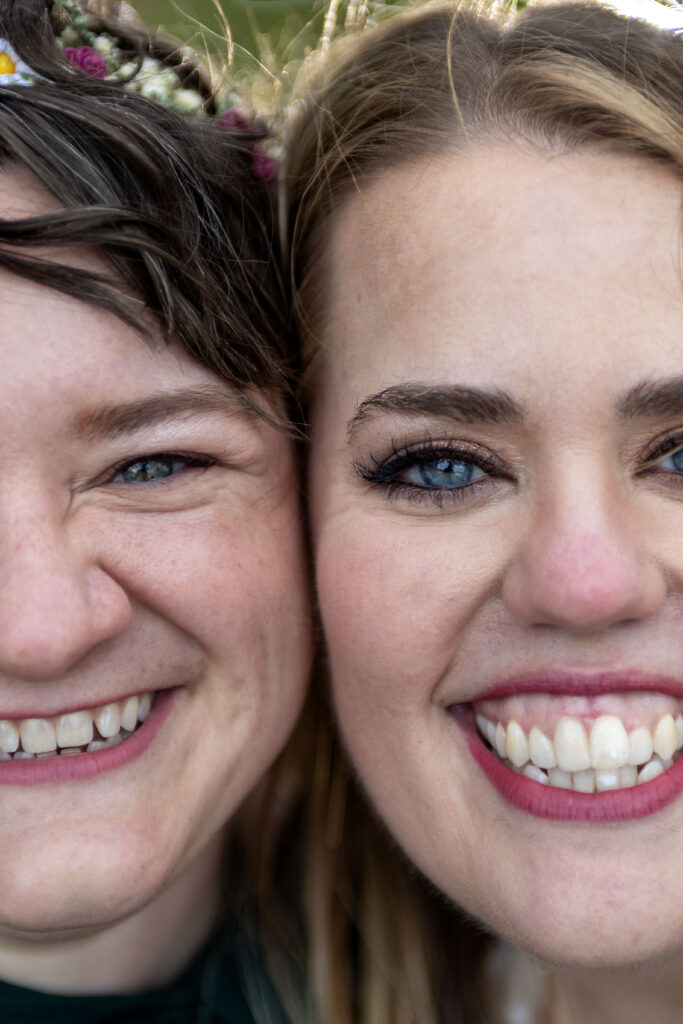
xmin=515 ymin=925 xmax=683 ymax=976
xmin=469 ymin=879 xmax=683 ymax=976
xmin=0 ymin=829 xmax=171 ymax=939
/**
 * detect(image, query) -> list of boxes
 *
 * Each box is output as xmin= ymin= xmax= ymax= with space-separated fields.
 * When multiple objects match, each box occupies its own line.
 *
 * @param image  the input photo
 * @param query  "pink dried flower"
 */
xmin=217 ymin=108 xmax=252 ymax=134
xmin=251 ymin=147 xmax=277 ymax=186
xmin=63 ymin=45 xmax=107 ymax=79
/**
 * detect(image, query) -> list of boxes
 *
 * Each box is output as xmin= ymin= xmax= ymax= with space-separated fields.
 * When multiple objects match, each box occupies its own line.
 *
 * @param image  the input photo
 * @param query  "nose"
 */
xmin=502 ymin=478 xmax=666 ymax=633
xmin=0 ymin=503 xmax=132 ymax=680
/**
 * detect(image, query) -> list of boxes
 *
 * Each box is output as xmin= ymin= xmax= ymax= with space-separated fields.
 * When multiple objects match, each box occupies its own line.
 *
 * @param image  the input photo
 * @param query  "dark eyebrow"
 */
xmin=346 ymin=383 xmax=525 ymax=439
xmin=619 ymin=377 xmax=683 ymax=419
xmin=74 ymin=385 xmax=249 ymax=441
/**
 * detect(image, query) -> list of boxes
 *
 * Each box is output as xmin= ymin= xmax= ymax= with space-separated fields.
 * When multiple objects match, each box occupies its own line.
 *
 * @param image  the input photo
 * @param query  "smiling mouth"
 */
xmin=0 ymin=692 xmax=155 ymax=761
xmin=474 ymin=708 xmax=683 ymax=793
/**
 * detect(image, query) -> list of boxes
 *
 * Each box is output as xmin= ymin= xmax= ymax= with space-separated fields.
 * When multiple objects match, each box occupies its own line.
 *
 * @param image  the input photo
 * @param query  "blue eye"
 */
xmin=113 ymin=455 xmax=207 ymax=484
xmin=355 ymin=443 xmax=502 ymax=507
xmin=399 ymin=457 xmax=486 ymax=488
xmin=654 ymin=447 xmax=683 ymax=473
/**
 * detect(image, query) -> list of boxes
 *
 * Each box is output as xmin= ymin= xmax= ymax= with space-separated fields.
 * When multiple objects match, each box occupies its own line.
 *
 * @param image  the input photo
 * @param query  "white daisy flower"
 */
xmin=0 ymin=39 xmax=39 ymax=86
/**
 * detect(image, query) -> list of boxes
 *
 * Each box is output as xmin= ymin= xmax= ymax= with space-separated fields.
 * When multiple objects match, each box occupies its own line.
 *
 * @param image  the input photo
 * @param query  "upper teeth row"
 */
xmin=476 ymin=712 xmax=683 ymax=774
xmin=0 ymin=692 xmax=153 ymax=755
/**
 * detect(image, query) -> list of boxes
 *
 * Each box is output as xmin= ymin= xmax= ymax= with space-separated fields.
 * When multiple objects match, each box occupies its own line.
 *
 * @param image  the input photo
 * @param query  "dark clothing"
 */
xmin=0 ymin=929 xmax=264 ymax=1024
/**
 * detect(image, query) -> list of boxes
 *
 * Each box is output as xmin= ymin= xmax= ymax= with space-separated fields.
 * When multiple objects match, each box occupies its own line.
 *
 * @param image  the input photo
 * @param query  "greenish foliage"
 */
xmin=135 ymin=0 xmax=319 ymax=56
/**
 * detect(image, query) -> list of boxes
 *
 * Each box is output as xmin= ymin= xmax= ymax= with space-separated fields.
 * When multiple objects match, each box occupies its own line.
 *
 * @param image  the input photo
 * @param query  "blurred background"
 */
xmin=135 ymin=0 xmax=319 ymax=60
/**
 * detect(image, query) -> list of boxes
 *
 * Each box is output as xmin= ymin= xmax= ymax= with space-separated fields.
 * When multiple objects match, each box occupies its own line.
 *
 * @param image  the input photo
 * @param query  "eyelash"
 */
xmin=355 ymin=429 xmax=683 ymax=509
xmin=641 ymin=430 xmax=683 ymax=470
xmin=355 ymin=439 xmax=508 ymax=507
xmin=103 ymin=451 xmax=217 ymax=487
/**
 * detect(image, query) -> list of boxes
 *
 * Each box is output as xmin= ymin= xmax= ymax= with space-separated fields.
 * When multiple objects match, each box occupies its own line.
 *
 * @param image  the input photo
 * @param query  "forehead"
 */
xmin=321 ymin=146 xmax=683 ymax=403
xmin=0 ymin=168 xmax=228 ymax=417
xmin=0 ymin=166 xmax=195 ymax=380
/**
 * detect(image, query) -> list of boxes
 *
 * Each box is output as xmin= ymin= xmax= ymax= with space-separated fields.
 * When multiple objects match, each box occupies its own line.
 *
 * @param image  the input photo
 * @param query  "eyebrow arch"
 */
xmin=346 ymin=383 xmax=525 ymax=439
xmin=74 ymin=385 xmax=249 ymax=441
xmin=619 ymin=377 xmax=683 ymax=419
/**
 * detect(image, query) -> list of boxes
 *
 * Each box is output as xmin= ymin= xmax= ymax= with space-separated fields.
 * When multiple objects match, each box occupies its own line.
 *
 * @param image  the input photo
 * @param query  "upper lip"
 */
xmin=0 ymin=686 xmax=166 ymax=721
xmin=460 ymin=670 xmax=683 ymax=704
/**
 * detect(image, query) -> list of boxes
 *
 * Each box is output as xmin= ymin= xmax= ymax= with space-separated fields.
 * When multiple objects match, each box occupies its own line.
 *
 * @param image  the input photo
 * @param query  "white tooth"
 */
xmin=104 ymin=734 xmax=123 ymax=747
xmin=554 ymin=716 xmax=591 ymax=773
xmin=95 ymin=703 xmax=121 ymax=739
xmin=505 ymin=720 xmax=529 ymax=767
xmin=638 ymin=758 xmax=665 ymax=784
xmin=0 ymin=720 xmax=19 ymax=753
xmin=628 ymin=726 xmax=653 ymax=766
xmin=548 ymin=767 xmax=572 ymax=789
xmin=59 ymin=747 xmax=83 ymax=757
xmin=676 ymin=714 xmax=683 ymax=749
xmin=13 ymin=751 xmax=35 ymax=760
xmin=137 ymin=693 xmax=151 ymax=722
xmin=528 ymin=726 xmax=557 ymax=769
xmin=572 ymin=769 xmax=595 ymax=793
xmin=0 ymin=751 xmax=10 ymax=761
xmin=619 ymin=765 xmax=637 ymax=788
xmin=120 ymin=696 xmax=139 ymax=733
xmin=485 ymin=720 xmax=496 ymax=746
xmin=36 ymin=751 xmax=56 ymax=759
xmin=659 ymin=756 xmax=674 ymax=771
xmin=20 ymin=719 xmax=56 ymax=754
xmin=652 ymin=714 xmax=677 ymax=761
xmin=595 ymin=769 xmax=621 ymax=791
xmin=590 ymin=715 xmax=629 ymax=771
xmin=495 ymin=723 xmax=507 ymax=758
xmin=56 ymin=711 xmax=93 ymax=749
xmin=86 ymin=740 xmax=108 ymax=753
xmin=522 ymin=764 xmax=548 ymax=784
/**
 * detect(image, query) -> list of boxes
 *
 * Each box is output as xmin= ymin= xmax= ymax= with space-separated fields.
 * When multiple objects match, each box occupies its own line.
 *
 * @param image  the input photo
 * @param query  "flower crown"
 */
xmin=0 ymin=0 xmax=277 ymax=181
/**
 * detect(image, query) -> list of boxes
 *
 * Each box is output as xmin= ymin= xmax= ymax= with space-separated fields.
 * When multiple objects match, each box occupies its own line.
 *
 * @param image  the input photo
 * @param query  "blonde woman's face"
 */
xmin=309 ymin=146 xmax=683 ymax=969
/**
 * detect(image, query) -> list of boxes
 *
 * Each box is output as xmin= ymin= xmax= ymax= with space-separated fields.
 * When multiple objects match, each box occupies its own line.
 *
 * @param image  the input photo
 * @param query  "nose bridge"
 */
xmin=503 ymin=459 xmax=665 ymax=631
xmin=0 ymin=489 xmax=131 ymax=679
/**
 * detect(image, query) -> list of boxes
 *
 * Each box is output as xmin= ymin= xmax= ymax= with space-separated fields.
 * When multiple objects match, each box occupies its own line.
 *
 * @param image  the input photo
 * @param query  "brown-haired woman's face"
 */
xmin=309 ymin=145 xmax=683 ymax=968
xmin=0 ymin=171 xmax=311 ymax=954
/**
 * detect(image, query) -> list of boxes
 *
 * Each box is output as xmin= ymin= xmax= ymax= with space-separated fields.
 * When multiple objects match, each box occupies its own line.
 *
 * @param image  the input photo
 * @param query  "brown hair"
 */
xmin=279 ymin=3 xmax=683 ymax=1022
xmin=287 ymin=0 xmax=683 ymax=381
xmin=0 ymin=0 xmax=291 ymax=405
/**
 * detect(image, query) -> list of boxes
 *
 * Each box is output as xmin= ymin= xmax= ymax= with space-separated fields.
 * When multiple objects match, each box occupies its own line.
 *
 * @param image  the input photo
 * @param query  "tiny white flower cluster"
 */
xmin=114 ymin=56 xmax=205 ymax=115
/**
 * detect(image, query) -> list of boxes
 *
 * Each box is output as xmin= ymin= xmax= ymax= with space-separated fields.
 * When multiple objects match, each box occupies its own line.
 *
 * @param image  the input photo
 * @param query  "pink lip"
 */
xmin=0 ymin=688 xmax=162 ymax=720
xmin=0 ymin=688 xmax=179 ymax=786
xmin=472 ymin=671 xmax=683 ymax=702
xmin=456 ymin=715 xmax=683 ymax=822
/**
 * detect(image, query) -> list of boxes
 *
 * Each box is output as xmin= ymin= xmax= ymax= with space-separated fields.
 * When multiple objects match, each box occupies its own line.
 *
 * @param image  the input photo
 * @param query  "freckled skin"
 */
xmin=0 ymin=170 xmax=312 ymax=993
xmin=309 ymin=145 xmax=683 ymax=1011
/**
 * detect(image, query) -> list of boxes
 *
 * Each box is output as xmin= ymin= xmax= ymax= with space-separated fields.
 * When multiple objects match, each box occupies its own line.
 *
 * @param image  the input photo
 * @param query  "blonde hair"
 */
xmin=271 ymin=3 xmax=683 ymax=1022
xmin=285 ymin=0 xmax=683 ymax=378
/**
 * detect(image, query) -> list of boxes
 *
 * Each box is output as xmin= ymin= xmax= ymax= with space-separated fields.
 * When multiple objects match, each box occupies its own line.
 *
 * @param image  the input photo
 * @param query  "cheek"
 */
xmin=316 ymin=516 xmax=493 ymax=714
xmin=101 ymin=503 xmax=311 ymax=659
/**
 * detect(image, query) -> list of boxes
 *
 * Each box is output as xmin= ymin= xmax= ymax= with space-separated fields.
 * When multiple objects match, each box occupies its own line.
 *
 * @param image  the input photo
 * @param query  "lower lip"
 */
xmin=458 ymin=715 xmax=683 ymax=822
xmin=0 ymin=689 xmax=179 ymax=786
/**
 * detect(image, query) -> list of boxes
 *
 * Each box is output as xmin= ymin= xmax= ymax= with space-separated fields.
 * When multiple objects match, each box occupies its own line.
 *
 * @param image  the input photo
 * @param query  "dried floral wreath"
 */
xmin=0 ymin=0 xmax=277 ymax=181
